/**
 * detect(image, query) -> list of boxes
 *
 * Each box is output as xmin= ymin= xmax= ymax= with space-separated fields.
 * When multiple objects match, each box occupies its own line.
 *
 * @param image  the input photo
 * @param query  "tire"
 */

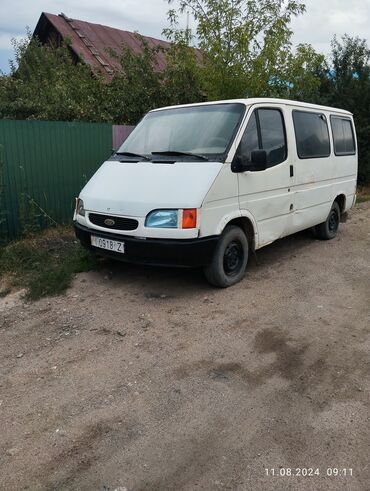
xmin=315 ymin=202 xmax=341 ymax=240
xmin=204 ymin=225 xmax=248 ymax=287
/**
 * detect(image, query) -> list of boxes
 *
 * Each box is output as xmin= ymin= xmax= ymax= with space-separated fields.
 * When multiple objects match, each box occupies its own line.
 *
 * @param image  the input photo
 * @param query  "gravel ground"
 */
xmin=0 ymin=202 xmax=369 ymax=491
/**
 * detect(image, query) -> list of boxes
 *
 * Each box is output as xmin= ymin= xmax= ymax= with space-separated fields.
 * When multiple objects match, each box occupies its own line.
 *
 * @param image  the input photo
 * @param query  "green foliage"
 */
xmin=313 ymin=35 xmax=370 ymax=183
xmin=106 ymin=32 xmax=204 ymax=124
xmin=166 ymin=0 xmax=324 ymax=100
xmin=0 ymin=228 xmax=99 ymax=299
xmin=106 ymin=35 xmax=166 ymax=125
xmin=356 ymin=185 xmax=370 ymax=203
xmin=0 ymin=31 xmax=205 ymax=125
xmin=162 ymin=19 xmax=205 ymax=105
xmin=282 ymin=44 xmax=326 ymax=100
xmin=0 ymin=286 xmax=11 ymax=297
xmin=331 ymin=36 xmax=370 ymax=183
xmin=0 ymin=33 xmax=110 ymax=122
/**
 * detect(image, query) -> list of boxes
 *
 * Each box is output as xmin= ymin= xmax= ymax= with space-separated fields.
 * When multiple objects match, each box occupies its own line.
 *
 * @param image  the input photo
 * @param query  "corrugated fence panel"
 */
xmin=0 ymin=120 xmax=112 ymax=243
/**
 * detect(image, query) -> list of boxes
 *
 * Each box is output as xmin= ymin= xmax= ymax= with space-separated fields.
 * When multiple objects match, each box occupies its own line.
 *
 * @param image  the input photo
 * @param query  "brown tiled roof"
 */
xmin=33 ymin=12 xmax=172 ymax=78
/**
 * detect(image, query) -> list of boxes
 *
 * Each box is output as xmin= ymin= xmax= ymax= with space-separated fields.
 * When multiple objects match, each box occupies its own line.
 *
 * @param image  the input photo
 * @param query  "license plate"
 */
xmin=91 ymin=235 xmax=125 ymax=254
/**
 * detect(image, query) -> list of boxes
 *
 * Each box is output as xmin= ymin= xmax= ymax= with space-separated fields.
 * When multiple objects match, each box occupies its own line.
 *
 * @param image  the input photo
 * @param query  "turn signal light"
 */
xmin=182 ymin=209 xmax=197 ymax=229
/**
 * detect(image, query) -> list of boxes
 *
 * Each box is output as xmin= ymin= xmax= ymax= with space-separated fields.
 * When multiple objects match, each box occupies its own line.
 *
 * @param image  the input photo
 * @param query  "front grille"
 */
xmin=89 ymin=213 xmax=138 ymax=231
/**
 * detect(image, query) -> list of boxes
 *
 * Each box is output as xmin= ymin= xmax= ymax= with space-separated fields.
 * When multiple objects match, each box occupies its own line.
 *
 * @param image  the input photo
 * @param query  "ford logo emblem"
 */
xmin=104 ymin=218 xmax=115 ymax=226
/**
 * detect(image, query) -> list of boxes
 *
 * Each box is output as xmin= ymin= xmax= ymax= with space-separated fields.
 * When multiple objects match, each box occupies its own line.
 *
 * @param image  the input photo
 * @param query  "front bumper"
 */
xmin=74 ymin=222 xmax=219 ymax=268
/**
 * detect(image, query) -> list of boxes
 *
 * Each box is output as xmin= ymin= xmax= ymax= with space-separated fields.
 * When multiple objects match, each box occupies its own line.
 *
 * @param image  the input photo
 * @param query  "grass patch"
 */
xmin=0 ymin=227 xmax=100 ymax=300
xmin=0 ymin=287 xmax=11 ymax=297
xmin=357 ymin=185 xmax=370 ymax=203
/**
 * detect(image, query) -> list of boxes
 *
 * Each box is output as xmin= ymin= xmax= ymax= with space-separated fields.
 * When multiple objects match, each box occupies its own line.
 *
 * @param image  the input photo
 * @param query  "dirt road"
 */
xmin=1 ymin=203 xmax=369 ymax=491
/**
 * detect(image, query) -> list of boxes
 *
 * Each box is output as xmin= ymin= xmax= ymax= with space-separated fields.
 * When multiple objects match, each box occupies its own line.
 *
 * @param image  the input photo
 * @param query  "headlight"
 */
xmin=145 ymin=209 xmax=178 ymax=228
xmin=76 ymin=198 xmax=85 ymax=217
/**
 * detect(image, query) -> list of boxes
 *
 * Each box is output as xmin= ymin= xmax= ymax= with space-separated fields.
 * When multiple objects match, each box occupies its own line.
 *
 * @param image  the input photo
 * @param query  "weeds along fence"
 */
xmin=0 ymin=120 xmax=134 ymax=243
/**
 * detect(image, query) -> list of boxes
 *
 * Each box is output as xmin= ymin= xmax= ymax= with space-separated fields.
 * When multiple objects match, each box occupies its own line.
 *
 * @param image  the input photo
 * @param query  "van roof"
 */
xmin=152 ymin=98 xmax=353 ymax=116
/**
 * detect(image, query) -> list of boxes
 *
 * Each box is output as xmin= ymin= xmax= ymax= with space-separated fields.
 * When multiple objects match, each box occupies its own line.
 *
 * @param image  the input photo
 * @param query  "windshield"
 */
xmin=117 ymin=103 xmax=245 ymax=161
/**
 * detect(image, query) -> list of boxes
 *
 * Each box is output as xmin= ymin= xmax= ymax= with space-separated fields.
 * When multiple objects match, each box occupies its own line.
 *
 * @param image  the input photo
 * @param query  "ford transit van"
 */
xmin=74 ymin=98 xmax=357 ymax=287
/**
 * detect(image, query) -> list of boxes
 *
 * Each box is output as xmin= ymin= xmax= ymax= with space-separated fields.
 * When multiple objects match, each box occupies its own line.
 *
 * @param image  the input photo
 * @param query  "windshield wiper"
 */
xmin=115 ymin=151 xmax=150 ymax=161
xmin=151 ymin=150 xmax=209 ymax=161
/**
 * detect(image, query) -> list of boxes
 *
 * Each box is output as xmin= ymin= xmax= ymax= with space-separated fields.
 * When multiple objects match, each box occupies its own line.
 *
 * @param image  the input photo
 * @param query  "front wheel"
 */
xmin=315 ymin=202 xmax=340 ymax=240
xmin=204 ymin=225 xmax=248 ymax=287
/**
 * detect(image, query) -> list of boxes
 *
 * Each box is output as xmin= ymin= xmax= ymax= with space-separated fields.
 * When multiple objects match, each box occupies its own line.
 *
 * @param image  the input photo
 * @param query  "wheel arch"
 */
xmin=334 ymin=194 xmax=346 ymax=214
xmin=221 ymin=214 xmax=257 ymax=252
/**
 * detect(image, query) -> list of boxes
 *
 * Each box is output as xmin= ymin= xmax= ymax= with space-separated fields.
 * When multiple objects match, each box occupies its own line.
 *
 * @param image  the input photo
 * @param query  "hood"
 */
xmin=80 ymin=160 xmax=223 ymax=217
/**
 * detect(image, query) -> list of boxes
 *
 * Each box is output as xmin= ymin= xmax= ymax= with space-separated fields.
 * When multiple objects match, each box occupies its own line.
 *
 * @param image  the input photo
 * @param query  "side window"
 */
xmin=239 ymin=111 xmax=259 ymax=163
xmin=331 ymin=116 xmax=356 ymax=155
xmin=259 ymin=109 xmax=287 ymax=166
xmin=292 ymin=111 xmax=330 ymax=159
xmin=238 ymin=108 xmax=287 ymax=167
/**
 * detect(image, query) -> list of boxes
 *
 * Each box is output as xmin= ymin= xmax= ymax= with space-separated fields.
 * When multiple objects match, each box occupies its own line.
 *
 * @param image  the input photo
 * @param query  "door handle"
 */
xmin=290 ymin=165 xmax=294 ymax=177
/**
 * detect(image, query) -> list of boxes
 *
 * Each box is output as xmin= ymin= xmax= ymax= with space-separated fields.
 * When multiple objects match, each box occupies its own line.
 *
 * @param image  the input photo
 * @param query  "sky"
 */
xmin=0 ymin=0 xmax=369 ymax=73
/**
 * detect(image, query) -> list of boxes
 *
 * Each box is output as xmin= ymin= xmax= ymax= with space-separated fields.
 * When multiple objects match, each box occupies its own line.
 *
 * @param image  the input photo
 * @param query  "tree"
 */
xmin=166 ymin=0 xmax=324 ymax=100
xmin=0 ymin=31 xmax=205 ymax=125
xmin=162 ymin=16 xmax=205 ymax=105
xmin=106 ymin=35 xmax=166 ymax=124
xmin=317 ymin=35 xmax=370 ymax=183
xmin=278 ymin=43 xmax=326 ymax=100
xmin=0 ymin=34 xmax=110 ymax=122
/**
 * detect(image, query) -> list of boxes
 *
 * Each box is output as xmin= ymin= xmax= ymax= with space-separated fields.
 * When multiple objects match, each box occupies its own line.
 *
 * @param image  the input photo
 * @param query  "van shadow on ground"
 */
xmin=95 ymin=228 xmax=317 ymax=294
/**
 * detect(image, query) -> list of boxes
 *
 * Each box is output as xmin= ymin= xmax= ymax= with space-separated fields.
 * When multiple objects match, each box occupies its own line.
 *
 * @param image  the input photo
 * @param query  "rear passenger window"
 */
xmin=331 ymin=116 xmax=356 ymax=155
xmin=293 ymin=111 xmax=330 ymax=159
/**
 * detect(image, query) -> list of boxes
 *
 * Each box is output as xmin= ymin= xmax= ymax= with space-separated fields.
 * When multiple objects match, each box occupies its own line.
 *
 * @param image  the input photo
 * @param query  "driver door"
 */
xmin=236 ymin=106 xmax=294 ymax=247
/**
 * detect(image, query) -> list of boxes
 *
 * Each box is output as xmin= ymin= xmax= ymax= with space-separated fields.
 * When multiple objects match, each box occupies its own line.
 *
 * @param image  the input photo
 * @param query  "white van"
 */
xmin=74 ymin=98 xmax=357 ymax=287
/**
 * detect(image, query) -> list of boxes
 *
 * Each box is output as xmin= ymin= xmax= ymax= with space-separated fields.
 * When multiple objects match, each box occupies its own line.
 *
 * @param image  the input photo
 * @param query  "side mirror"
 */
xmin=250 ymin=150 xmax=267 ymax=171
xmin=231 ymin=149 xmax=268 ymax=173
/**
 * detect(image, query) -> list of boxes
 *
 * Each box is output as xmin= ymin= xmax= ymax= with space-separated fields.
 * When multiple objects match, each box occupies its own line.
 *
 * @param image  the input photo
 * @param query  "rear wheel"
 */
xmin=315 ymin=202 xmax=340 ymax=240
xmin=204 ymin=225 xmax=248 ymax=287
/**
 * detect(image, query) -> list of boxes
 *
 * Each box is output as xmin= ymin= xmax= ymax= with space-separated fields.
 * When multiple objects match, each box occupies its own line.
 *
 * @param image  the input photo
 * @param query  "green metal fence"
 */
xmin=0 ymin=119 xmax=112 ymax=243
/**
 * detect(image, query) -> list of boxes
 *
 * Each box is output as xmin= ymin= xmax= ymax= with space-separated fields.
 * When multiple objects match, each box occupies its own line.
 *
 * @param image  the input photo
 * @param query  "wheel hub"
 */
xmin=223 ymin=241 xmax=243 ymax=276
xmin=329 ymin=209 xmax=339 ymax=232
